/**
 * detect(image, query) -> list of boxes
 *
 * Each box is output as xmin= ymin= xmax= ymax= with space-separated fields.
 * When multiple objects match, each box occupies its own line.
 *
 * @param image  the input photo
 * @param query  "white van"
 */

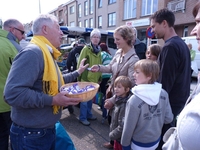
xmin=182 ymin=36 xmax=199 ymax=77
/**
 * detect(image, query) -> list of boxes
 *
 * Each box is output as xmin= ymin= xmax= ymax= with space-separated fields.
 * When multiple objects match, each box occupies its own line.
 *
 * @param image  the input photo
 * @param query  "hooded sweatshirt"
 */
xmin=121 ymin=82 xmax=173 ymax=150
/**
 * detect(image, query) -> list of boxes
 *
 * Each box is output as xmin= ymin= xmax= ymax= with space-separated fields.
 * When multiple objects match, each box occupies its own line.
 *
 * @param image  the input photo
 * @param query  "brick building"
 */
xmin=48 ymin=0 xmax=197 ymax=45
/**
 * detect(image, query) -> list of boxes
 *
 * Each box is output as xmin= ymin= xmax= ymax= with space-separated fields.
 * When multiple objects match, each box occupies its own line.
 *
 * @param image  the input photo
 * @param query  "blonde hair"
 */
xmin=134 ymin=59 xmax=159 ymax=84
xmin=114 ymin=25 xmax=135 ymax=46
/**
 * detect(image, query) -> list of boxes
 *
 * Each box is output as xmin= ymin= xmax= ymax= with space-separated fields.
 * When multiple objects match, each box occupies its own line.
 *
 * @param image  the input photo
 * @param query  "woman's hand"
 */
xmin=91 ymin=65 xmax=100 ymax=72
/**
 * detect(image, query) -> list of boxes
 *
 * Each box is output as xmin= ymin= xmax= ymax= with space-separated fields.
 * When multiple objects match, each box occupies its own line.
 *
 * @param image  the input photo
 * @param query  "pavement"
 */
xmin=60 ymin=104 xmax=111 ymax=150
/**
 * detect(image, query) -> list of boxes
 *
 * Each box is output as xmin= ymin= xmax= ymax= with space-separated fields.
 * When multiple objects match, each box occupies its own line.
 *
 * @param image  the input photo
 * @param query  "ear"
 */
xmin=162 ymin=20 xmax=168 ymax=27
xmin=125 ymin=87 xmax=130 ymax=93
xmin=147 ymin=74 xmax=152 ymax=83
xmin=42 ymin=25 xmax=48 ymax=35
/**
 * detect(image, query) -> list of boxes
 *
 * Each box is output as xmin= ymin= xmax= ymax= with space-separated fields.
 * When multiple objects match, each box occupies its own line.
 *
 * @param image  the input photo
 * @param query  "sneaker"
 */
xmin=87 ymin=116 xmax=97 ymax=120
xmin=79 ymin=120 xmax=90 ymax=126
xmin=103 ymin=142 xmax=113 ymax=149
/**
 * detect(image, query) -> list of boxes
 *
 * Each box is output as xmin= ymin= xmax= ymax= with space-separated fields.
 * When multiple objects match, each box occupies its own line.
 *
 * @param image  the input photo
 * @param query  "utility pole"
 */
xmin=39 ymin=0 xmax=41 ymax=14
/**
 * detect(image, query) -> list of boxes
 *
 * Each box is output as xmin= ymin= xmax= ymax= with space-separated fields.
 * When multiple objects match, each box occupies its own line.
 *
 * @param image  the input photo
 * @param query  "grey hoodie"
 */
xmin=121 ymin=82 xmax=173 ymax=149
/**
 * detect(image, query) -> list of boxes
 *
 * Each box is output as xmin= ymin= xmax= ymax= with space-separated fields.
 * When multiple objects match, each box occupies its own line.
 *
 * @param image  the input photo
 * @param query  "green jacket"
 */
xmin=77 ymin=44 xmax=102 ymax=83
xmin=0 ymin=29 xmax=19 ymax=113
xmin=190 ymin=49 xmax=196 ymax=61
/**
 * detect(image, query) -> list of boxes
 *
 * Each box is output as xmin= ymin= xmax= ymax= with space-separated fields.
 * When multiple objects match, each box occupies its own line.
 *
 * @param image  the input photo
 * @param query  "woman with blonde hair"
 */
xmin=91 ymin=25 xmax=139 ymax=149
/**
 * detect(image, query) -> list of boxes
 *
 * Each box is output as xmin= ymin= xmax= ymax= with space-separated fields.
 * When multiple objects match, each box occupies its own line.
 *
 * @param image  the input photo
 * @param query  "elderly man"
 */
xmin=4 ymin=14 xmax=88 ymax=150
xmin=0 ymin=19 xmax=25 ymax=150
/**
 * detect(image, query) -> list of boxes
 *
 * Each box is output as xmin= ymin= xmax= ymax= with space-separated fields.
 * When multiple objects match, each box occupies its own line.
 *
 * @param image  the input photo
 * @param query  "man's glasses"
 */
xmin=14 ymin=27 xmax=25 ymax=35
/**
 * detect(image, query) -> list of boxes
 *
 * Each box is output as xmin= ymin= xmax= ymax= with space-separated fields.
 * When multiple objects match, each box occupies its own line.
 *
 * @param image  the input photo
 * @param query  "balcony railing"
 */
xmin=167 ymin=0 xmax=185 ymax=12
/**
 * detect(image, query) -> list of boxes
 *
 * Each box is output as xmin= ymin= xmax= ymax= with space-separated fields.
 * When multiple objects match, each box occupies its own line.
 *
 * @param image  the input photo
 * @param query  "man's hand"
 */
xmin=52 ymin=91 xmax=82 ymax=106
xmin=77 ymin=58 xmax=89 ymax=74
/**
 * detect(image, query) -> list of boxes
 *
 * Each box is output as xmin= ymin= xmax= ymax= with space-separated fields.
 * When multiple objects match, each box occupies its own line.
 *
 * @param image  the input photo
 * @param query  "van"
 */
xmin=182 ymin=36 xmax=199 ymax=77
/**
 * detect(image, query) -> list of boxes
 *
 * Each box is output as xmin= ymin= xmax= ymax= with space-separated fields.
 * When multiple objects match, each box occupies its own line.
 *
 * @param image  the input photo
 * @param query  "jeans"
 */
xmin=0 ymin=111 xmax=12 ymax=150
xmin=101 ymin=96 xmax=107 ymax=118
xmin=79 ymin=100 xmax=93 ymax=121
xmin=10 ymin=123 xmax=56 ymax=150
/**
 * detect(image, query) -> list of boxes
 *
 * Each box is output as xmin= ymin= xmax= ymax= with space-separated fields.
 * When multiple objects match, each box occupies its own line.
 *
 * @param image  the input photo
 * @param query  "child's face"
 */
xmin=114 ymin=83 xmax=129 ymax=97
xmin=146 ymin=49 xmax=157 ymax=61
xmin=133 ymin=68 xmax=151 ymax=85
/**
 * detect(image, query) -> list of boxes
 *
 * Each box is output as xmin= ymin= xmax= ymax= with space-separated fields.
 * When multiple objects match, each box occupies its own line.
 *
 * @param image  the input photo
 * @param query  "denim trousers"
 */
xmin=79 ymin=100 xmax=93 ymax=121
xmin=0 ymin=111 xmax=12 ymax=150
xmin=10 ymin=123 xmax=56 ymax=150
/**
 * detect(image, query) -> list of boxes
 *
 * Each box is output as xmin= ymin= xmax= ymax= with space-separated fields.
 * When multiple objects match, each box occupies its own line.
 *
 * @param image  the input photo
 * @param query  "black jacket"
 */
xmin=66 ymin=45 xmax=84 ymax=72
xmin=134 ymin=38 xmax=147 ymax=59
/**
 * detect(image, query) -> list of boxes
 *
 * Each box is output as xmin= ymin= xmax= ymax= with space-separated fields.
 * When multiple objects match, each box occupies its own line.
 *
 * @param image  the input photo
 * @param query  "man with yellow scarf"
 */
xmin=3 ymin=14 xmax=88 ymax=150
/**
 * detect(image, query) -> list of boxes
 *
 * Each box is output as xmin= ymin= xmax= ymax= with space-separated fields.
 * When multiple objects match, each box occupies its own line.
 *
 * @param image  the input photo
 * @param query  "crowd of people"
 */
xmin=1 ymin=2 xmax=200 ymax=150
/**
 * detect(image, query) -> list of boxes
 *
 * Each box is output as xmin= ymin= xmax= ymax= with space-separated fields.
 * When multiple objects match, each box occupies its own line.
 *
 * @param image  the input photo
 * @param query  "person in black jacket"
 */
xmin=66 ymin=38 xmax=86 ymax=113
xmin=66 ymin=38 xmax=86 ymax=72
xmin=150 ymin=8 xmax=191 ymax=150
xmin=133 ymin=27 xmax=147 ymax=59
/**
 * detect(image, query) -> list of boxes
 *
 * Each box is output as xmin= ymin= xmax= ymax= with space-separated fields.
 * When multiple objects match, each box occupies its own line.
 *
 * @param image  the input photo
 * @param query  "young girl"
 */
xmin=145 ymin=44 xmax=162 ymax=61
xmin=121 ymin=59 xmax=173 ymax=150
xmin=105 ymin=76 xmax=132 ymax=150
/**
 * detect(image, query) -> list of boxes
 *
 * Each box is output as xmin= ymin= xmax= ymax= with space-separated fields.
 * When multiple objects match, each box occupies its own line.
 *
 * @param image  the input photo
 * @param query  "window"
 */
xmin=89 ymin=18 xmax=93 ymax=28
xmin=124 ymin=0 xmax=136 ymax=19
xmin=108 ymin=12 xmax=116 ymax=27
xmin=98 ymin=16 xmax=102 ymax=28
xmin=78 ymin=21 xmax=82 ymax=27
xmin=98 ymin=0 xmax=102 ymax=8
xmin=78 ymin=4 xmax=81 ymax=18
xmin=70 ymin=6 xmax=75 ymax=14
xmin=108 ymin=0 xmax=116 ymax=4
xmin=183 ymin=26 xmax=188 ymax=37
xmin=70 ymin=21 xmax=75 ymax=27
xmin=141 ymin=0 xmax=158 ymax=16
xmin=84 ymin=19 xmax=88 ymax=27
xmin=58 ymin=10 xmax=63 ymax=22
xmin=84 ymin=1 xmax=88 ymax=16
xmin=89 ymin=0 xmax=93 ymax=14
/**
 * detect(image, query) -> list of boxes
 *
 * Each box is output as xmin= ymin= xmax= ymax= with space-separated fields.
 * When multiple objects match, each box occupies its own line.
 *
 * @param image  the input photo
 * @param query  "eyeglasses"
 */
xmin=14 ymin=27 xmax=25 ymax=35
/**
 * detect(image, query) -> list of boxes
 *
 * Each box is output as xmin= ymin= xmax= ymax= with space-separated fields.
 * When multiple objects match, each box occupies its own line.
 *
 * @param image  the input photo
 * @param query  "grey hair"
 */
xmin=32 ymin=14 xmax=58 ymax=35
xmin=90 ymin=28 xmax=101 ymax=38
xmin=3 ymin=19 xmax=21 ymax=29
xmin=132 ymin=27 xmax=137 ymax=38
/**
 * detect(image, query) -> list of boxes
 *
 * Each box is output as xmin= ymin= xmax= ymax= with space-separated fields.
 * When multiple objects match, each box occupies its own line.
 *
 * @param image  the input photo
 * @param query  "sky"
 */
xmin=0 ymin=0 xmax=69 ymax=24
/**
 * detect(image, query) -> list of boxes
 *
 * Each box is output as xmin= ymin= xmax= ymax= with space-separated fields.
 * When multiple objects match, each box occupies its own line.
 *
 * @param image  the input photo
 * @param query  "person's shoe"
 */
xmin=103 ymin=142 xmax=113 ymax=149
xmin=79 ymin=120 xmax=90 ymax=126
xmin=101 ymin=117 xmax=106 ymax=124
xmin=88 ymin=116 xmax=97 ymax=120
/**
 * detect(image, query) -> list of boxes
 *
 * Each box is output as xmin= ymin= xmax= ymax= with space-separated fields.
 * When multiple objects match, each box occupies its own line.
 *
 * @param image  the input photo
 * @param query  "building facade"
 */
xmin=48 ymin=0 xmax=197 ymax=46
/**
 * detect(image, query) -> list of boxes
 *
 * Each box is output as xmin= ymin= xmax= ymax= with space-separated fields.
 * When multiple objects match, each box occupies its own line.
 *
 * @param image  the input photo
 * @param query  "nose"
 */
xmin=191 ymin=25 xmax=197 ymax=36
xmin=60 ymin=30 xmax=64 ymax=36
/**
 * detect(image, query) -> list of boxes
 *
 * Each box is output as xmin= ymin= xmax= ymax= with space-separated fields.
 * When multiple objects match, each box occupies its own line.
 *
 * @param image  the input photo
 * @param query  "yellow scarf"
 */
xmin=31 ymin=35 xmax=64 ymax=114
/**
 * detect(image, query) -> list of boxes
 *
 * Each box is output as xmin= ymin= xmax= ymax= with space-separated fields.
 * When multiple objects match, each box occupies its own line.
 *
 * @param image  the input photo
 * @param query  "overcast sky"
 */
xmin=0 ymin=0 xmax=69 ymax=24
